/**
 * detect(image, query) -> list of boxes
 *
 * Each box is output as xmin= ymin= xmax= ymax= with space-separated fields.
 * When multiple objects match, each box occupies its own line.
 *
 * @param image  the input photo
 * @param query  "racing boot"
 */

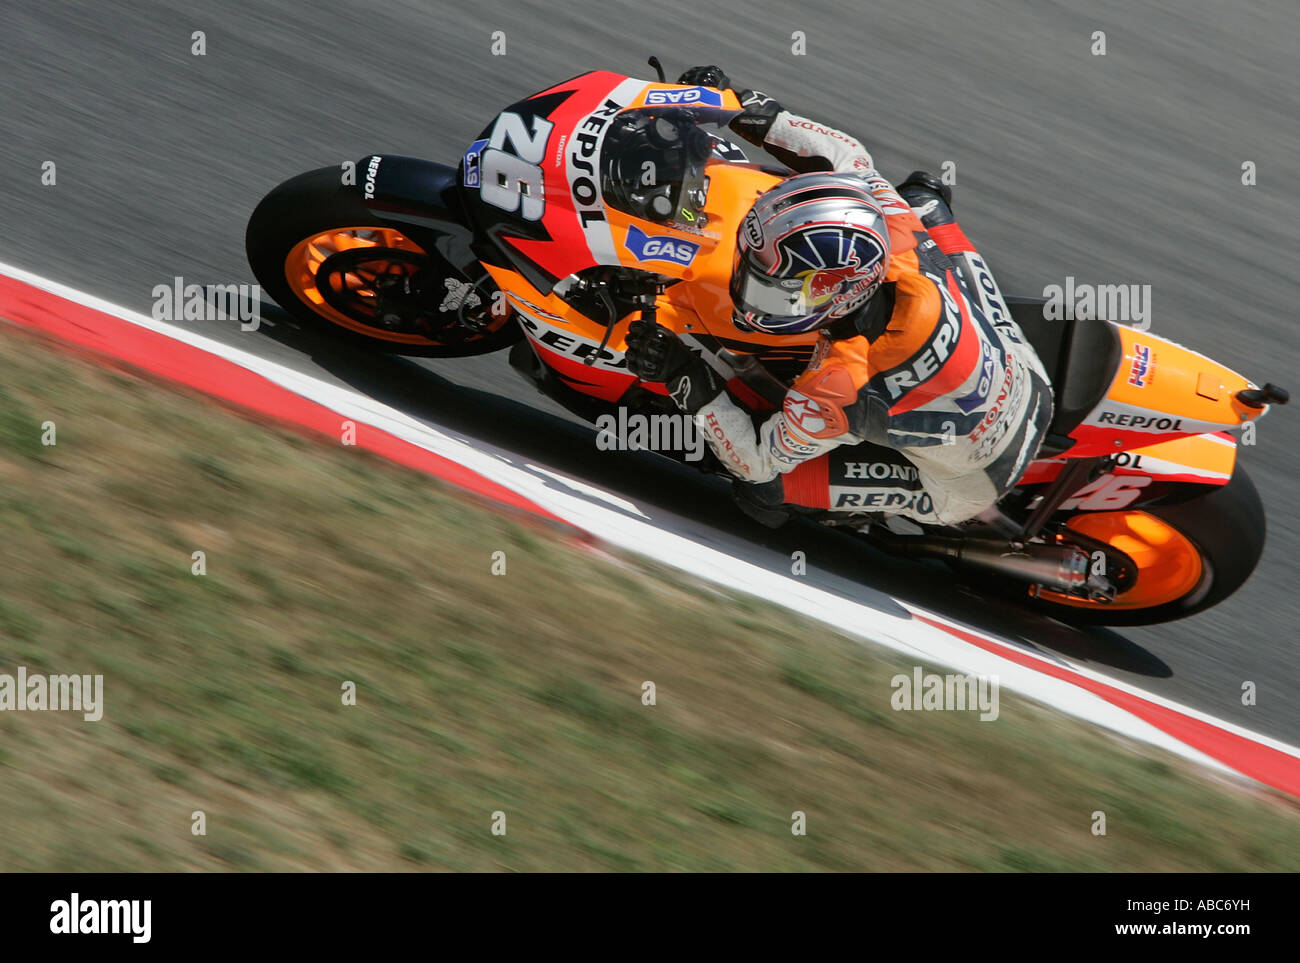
xmin=898 ymin=170 xmax=981 ymax=296
xmin=733 ymin=476 xmax=791 ymax=528
xmin=897 ymin=170 xmax=955 ymax=229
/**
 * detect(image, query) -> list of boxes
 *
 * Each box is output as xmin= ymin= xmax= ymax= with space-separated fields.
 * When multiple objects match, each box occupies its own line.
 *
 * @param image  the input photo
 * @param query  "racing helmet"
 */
xmin=731 ymin=173 xmax=892 ymax=334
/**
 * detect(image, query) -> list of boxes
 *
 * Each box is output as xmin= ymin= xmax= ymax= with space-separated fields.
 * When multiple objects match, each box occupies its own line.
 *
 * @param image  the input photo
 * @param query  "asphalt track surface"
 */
xmin=3 ymin=1 xmax=1297 ymax=744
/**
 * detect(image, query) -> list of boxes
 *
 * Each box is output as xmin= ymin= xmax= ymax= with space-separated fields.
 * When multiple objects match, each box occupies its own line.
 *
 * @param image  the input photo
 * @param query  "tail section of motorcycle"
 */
xmin=895 ymin=300 xmax=1283 ymax=624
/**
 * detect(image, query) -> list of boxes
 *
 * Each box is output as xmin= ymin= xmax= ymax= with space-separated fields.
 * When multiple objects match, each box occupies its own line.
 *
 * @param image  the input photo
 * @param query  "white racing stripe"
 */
xmin=566 ymin=77 xmax=647 ymax=265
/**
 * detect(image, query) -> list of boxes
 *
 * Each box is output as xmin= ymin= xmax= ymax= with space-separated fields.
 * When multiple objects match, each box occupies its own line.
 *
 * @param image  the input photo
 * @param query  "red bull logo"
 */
xmin=799 ymin=250 xmax=883 ymax=310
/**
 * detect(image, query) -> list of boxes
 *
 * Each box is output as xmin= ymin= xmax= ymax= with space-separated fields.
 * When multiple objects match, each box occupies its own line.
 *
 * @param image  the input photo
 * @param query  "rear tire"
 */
xmin=245 ymin=167 xmax=519 ymax=357
xmin=1033 ymin=467 xmax=1266 ymax=626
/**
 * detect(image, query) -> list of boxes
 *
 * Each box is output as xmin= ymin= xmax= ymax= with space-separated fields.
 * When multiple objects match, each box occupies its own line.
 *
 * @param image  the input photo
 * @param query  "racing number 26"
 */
xmin=1061 ymin=474 xmax=1152 ymax=511
xmin=479 ymin=112 xmax=553 ymax=221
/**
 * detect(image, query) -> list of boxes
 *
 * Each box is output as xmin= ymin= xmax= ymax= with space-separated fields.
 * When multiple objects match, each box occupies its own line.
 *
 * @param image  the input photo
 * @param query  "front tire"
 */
xmin=245 ymin=167 xmax=519 ymax=357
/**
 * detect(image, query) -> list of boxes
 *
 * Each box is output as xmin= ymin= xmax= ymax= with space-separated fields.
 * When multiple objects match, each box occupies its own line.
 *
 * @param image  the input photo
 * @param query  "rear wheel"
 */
xmin=1030 ymin=468 xmax=1266 ymax=625
xmin=245 ymin=167 xmax=518 ymax=357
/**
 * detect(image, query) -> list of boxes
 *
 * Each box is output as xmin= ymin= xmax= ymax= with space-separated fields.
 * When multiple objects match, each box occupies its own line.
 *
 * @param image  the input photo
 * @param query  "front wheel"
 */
xmin=1029 ymin=467 xmax=1266 ymax=626
xmin=245 ymin=167 xmax=519 ymax=357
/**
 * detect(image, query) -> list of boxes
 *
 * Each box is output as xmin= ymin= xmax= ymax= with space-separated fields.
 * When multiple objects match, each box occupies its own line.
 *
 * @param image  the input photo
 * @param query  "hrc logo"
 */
xmin=1128 ymin=343 xmax=1152 ymax=387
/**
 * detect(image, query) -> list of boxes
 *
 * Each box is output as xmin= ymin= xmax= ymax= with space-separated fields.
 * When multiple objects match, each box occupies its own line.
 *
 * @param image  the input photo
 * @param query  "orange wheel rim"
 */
xmin=284 ymin=226 xmax=455 ymax=345
xmin=1040 ymin=511 xmax=1206 ymax=610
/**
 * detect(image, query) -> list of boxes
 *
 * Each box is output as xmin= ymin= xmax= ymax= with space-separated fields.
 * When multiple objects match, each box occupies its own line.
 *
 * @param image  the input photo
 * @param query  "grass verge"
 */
xmin=0 ymin=324 xmax=1297 ymax=871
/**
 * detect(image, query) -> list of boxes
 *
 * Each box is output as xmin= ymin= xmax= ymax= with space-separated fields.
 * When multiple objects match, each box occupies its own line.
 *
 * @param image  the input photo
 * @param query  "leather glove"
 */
xmin=729 ymin=88 xmax=782 ymax=145
xmin=676 ymin=65 xmax=731 ymax=89
xmin=625 ymin=319 xmax=701 ymax=382
xmin=675 ymin=66 xmax=781 ymax=146
xmin=624 ymin=320 xmax=725 ymax=414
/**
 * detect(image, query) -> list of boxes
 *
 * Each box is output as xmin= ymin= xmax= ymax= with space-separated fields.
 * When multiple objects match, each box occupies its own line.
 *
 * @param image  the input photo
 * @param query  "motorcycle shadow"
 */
xmin=250 ymin=303 xmax=1172 ymax=680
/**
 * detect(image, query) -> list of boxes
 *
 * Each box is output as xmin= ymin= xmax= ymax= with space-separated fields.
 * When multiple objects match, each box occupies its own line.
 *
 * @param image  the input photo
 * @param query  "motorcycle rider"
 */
xmin=623 ymin=66 xmax=1053 ymax=527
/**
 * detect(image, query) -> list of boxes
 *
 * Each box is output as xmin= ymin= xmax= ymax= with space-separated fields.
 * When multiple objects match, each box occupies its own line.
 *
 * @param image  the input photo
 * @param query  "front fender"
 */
xmin=356 ymin=154 xmax=479 ymax=275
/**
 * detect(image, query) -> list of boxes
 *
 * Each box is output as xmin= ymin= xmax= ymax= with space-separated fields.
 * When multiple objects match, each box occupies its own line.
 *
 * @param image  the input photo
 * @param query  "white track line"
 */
xmin=3 ymin=258 xmax=1296 ymax=791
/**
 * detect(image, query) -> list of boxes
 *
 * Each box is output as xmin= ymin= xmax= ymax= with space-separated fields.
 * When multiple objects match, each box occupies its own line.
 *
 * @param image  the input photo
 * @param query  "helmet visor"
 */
xmin=730 ymin=248 xmax=830 ymax=333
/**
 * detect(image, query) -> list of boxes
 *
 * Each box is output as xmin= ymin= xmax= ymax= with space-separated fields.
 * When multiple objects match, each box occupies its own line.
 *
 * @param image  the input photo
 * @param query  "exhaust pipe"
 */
xmin=874 ymin=533 xmax=1091 ymax=594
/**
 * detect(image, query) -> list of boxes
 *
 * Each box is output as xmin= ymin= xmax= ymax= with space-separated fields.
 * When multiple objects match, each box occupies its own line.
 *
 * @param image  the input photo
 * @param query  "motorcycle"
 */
xmin=245 ymin=65 xmax=1287 ymax=626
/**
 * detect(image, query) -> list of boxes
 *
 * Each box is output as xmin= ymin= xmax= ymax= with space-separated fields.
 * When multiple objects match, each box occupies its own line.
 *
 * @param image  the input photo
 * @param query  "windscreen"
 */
xmin=599 ymin=106 xmax=740 ymax=232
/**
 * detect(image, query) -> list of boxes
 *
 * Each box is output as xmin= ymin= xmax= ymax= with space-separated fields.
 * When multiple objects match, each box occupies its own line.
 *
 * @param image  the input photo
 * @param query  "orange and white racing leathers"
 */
xmin=695 ymin=108 xmax=1054 ymax=525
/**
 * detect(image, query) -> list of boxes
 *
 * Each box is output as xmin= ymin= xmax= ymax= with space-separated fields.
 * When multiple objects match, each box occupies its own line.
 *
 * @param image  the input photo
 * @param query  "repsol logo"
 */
xmin=1097 ymin=411 xmax=1183 ymax=431
xmin=967 ymin=254 xmax=1015 ymax=332
xmin=882 ymin=278 xmax=962 ymax=399
xmin=842 ymin=462 xmax=918 ymax=481
xmin=772 ymin=422 xmax=819 ymax=464
xmin=833 ymin=489 xmax=933 ymax=514
xmin=363 ymin=155 xmax=382 ymax=200
xmin=570 ymin=97 xmax=625 ymax=228
xmin=517 ymin=313 xmax=624 ymax=367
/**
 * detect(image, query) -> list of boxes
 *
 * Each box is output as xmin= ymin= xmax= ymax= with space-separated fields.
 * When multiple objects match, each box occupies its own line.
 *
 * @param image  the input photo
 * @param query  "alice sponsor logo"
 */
xmin=596 ymin=407 xmax=704 ymax=462
xmin=50 ymin=893 xmax=151 ymax=943
xmin=890 ymin=667 xmax=999 ymax=721
xmin=0 ymin=666 xmax=103 ymax=721
xmin=1041 ymin=275 xmax=1151 ymax=330
xmin=152 ymin=276 xmax=261 ymax=330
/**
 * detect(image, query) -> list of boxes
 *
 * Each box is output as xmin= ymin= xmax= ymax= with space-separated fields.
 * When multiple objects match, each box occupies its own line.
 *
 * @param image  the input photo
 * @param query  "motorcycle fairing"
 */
xmin=459 ymin=70 xmax=744 ymax=292
xmin=1063 ymin=324 xmax=1266 ymax=456
xmin=483 ymin=162 xmax=792 ymax=402
xmin=1016 ymin=431 xmax=1237 ymax=518
xmin=466 ymin=84 xmax=1274 ymax=507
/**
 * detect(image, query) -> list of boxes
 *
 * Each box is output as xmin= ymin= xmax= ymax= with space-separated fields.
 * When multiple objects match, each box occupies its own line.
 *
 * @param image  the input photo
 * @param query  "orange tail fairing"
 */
xmin=1066 ymin=325 xmax=1265 ymax=456
xmin=1020 ymin=431 xmax=1237 ymax=490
